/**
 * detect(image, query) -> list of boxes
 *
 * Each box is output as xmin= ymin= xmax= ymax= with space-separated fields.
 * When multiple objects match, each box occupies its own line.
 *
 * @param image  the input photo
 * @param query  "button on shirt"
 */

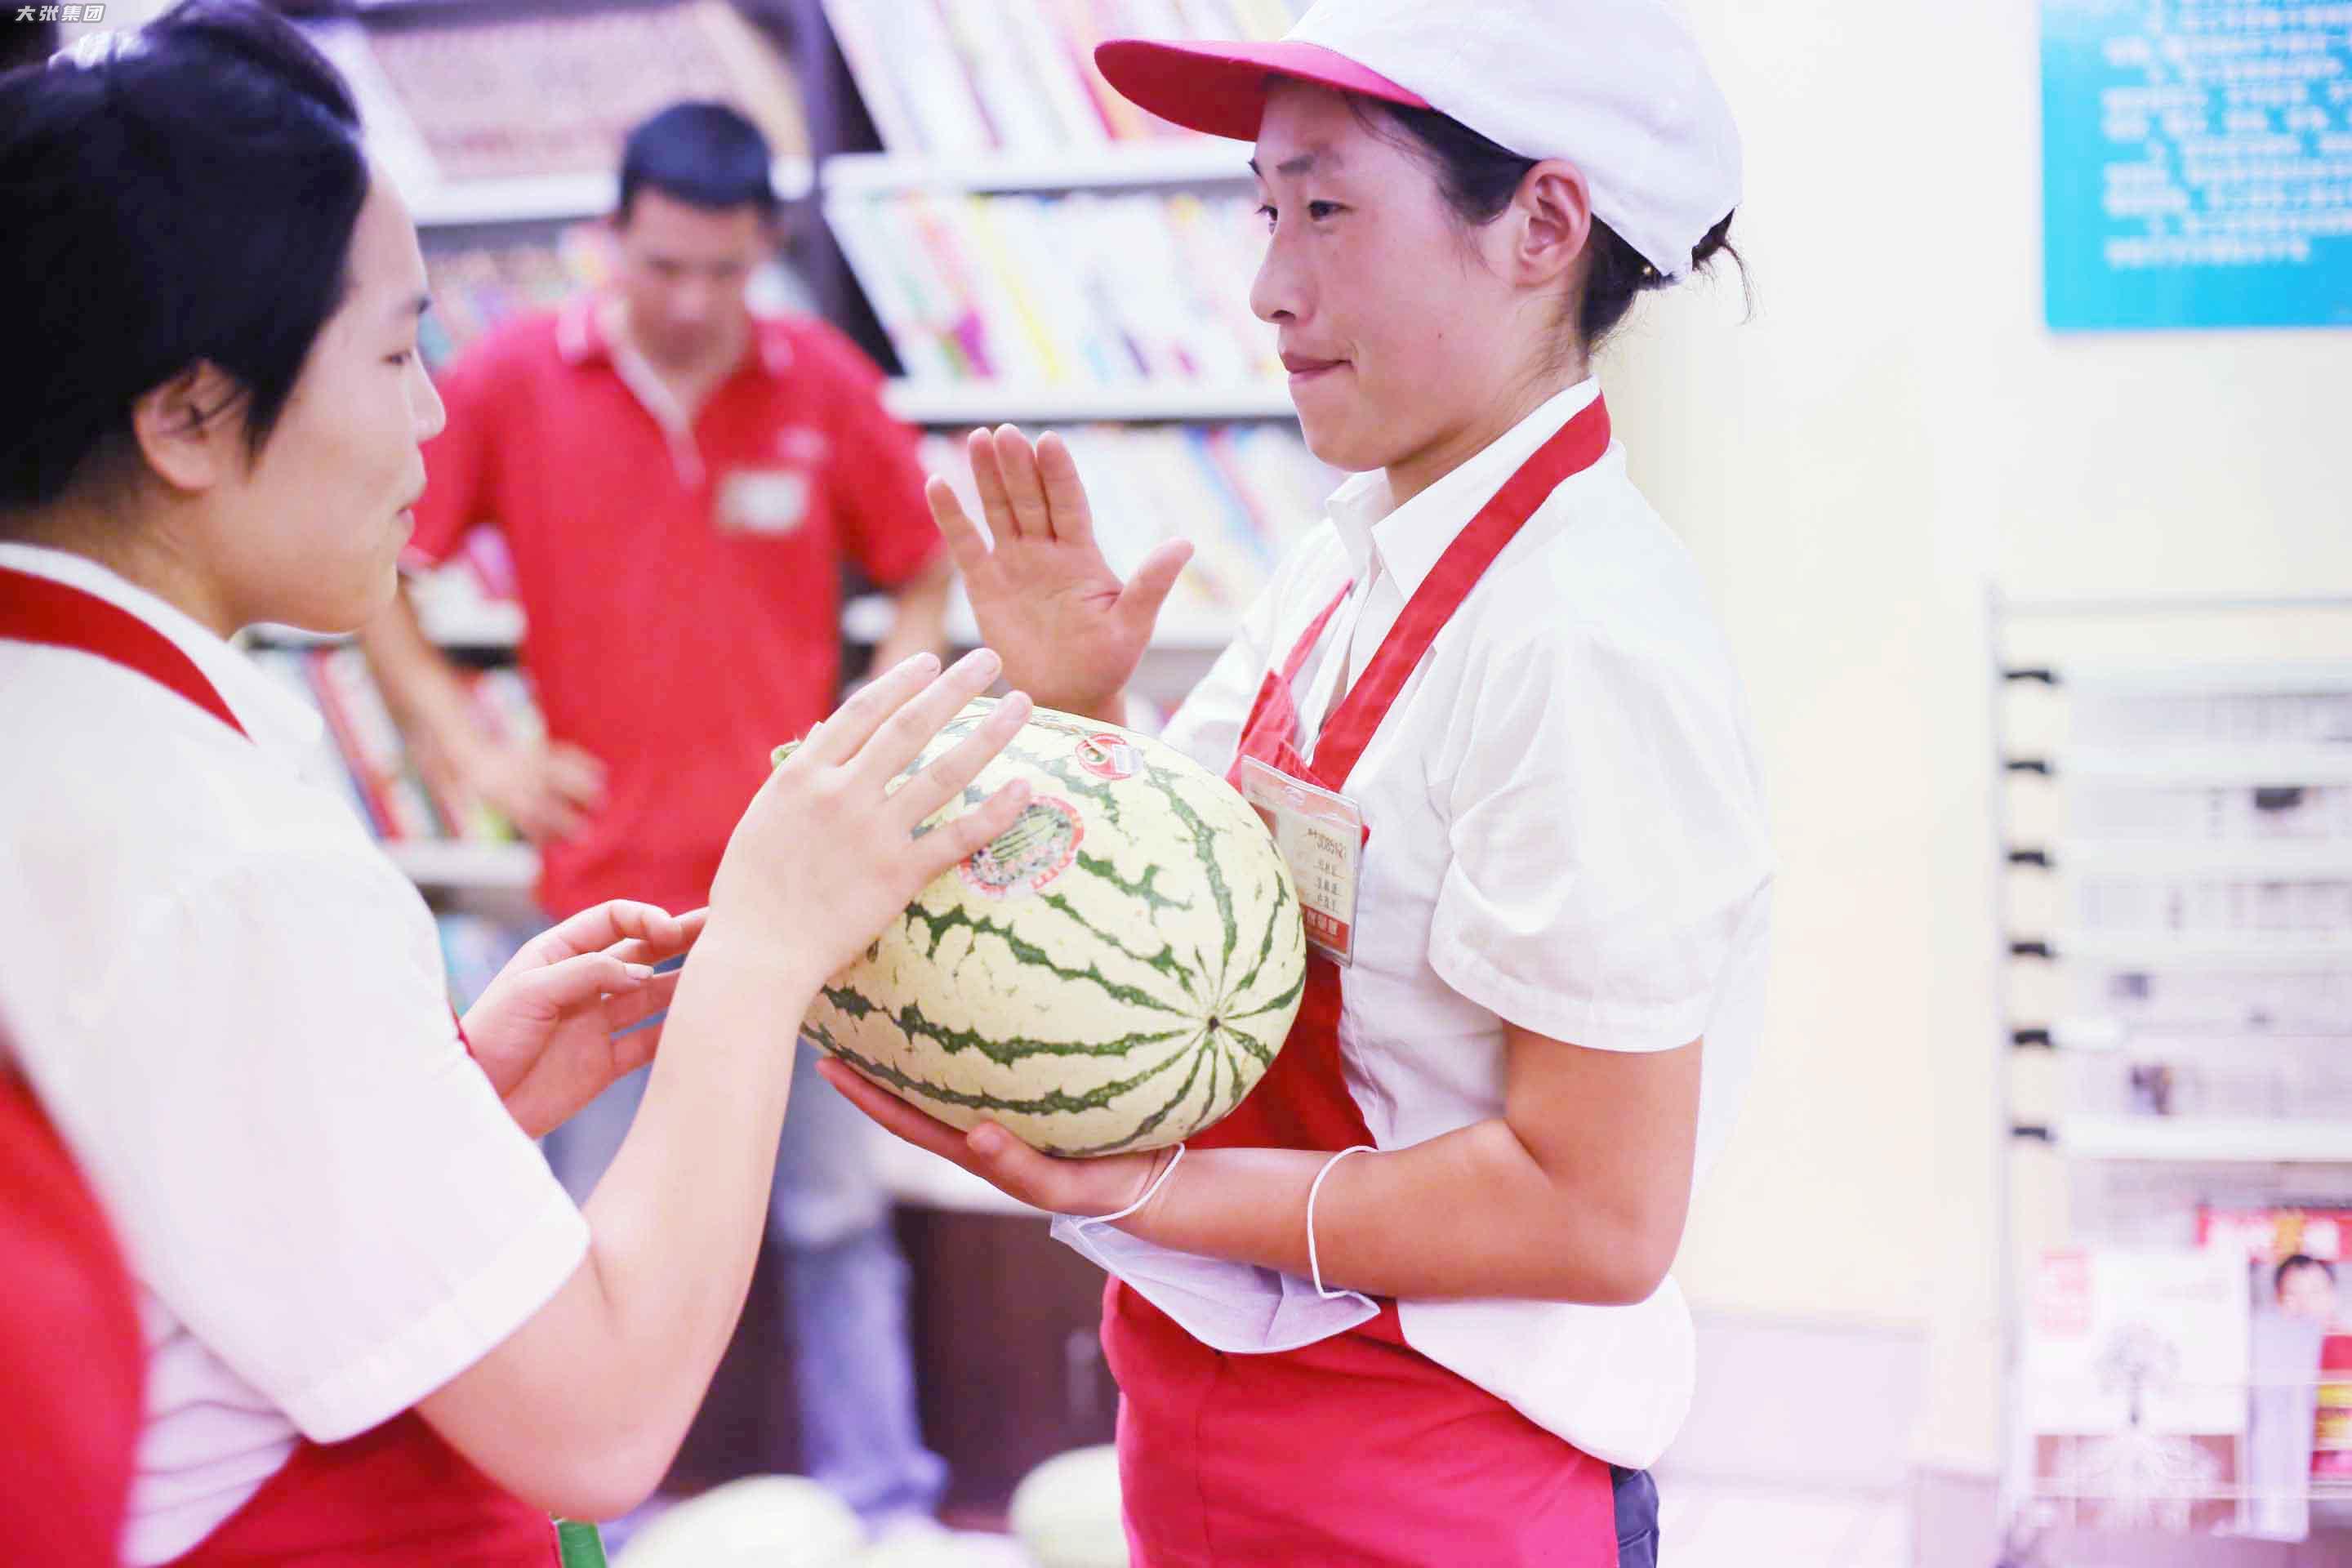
xmin=1141 ymin=378 xmax=1775 ymax=1468
xmin=0 ymin=545 xmax=589 ymax=1565
xmin=405 ymin=298 xmax=945 ymax=917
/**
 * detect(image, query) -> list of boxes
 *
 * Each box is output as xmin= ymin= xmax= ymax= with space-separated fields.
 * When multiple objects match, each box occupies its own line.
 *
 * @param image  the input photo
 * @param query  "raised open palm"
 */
xmin=930 ymin=425 xmax=1193 ymax=717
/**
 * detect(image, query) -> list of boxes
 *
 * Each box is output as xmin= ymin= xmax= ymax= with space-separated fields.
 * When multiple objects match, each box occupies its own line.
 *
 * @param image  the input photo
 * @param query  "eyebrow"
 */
xmin=1246 ymin=151 xmax=1325 ymax=179
xmin=398 ymin=292 xmax=431 ymax=322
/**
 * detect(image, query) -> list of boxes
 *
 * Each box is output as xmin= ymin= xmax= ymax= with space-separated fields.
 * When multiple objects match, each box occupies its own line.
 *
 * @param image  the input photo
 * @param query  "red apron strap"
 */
xmin=1223 ymin=582 xmax=1352 ymax=792
xmin=1312 ymin=395 xmax=1610 ymax=788
xmin=1281 ymin=582 xmax=1353 ymax=686
xmin=0 ymin=565 xmax=247 ymax=740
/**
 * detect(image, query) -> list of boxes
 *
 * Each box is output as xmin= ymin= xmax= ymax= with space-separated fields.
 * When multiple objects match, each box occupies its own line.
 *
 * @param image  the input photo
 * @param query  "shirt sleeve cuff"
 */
xmin=870 ymin=535 xmax=948 ymax=593
xmin=1428 ymin=926 xmax=1711 ymax=1054
xmin=277 ymin=1183 xmax=590 ymax=1443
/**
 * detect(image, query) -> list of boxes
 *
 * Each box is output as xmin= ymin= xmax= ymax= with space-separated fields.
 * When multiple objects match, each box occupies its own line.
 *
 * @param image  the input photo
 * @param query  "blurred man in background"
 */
xmin=360 ymin=101 xmax=960 ymax=1548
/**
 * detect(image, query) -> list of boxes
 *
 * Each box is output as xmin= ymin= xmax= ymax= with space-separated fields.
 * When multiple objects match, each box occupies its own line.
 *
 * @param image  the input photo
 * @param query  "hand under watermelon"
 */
xmin=818 ymin=1053 xmax=1173 ymax=1220
xmin=928 ymin=425 xmax=1193 ymax=719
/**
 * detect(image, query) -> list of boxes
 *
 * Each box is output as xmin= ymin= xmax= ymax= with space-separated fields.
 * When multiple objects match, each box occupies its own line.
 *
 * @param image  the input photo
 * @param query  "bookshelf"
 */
xmin=884 ymin=381 xmax=1297 ymax=425
xmin=2047 ymin=1116 xmax=2352 ymax=1165
xmin=1992 ymin=594 xmax=2352 ymax=1561
xmin=814 ymin=0 xmax=1300 ymax=162
xmin=406 ymin=158 xmax=814 ymax=229
xmin=808 ymin=0 xmax=1320 ymax=722
xmin=823 ymin=142 xmax=1254 ymax=194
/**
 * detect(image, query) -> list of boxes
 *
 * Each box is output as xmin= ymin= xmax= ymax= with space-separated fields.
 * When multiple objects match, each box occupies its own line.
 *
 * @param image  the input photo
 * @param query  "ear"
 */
xmin=1510 ymin=159 xmax=1594 ymax=290
xmin=127 ymin=362 xmax=247 ymax=495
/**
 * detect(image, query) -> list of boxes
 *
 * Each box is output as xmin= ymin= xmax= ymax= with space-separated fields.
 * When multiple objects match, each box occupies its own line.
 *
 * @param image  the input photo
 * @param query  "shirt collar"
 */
xmin=0 ymin=541 xmax=325 ymax=761
xmin=555 ymin=292 xmax=795 ymax=379
xmin=1321 ymin=377 xmax=1604 ymax=601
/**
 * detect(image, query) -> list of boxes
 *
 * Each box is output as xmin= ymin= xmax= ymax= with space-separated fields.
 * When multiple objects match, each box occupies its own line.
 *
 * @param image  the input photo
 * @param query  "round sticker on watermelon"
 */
xmin=959 ymin=798 xmax=1082 ymax=898
xmin=777 ymin=699 xmax=1307 ymax=1156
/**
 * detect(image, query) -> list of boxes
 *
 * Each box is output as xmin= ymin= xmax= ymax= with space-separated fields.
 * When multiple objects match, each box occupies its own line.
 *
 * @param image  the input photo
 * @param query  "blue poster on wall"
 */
xmin=2042 ymin=0 xmax=2352 ymax=332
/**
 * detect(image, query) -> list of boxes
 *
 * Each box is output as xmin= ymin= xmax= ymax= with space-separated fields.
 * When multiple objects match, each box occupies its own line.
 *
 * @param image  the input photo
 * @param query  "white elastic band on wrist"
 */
xmin=1075 ymin=1143 xmax=1184 ymax=1226
xmin=1307 ymin=1144 xmax=1375 ymax=1299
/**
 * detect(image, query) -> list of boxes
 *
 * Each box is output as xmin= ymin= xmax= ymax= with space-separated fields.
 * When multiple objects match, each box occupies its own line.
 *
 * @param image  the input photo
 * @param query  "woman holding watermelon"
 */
xmin=816 ymin=2 xmax=1774 ymax=1563
xmin=0 ymin=6 xmax=1034 ymax=1562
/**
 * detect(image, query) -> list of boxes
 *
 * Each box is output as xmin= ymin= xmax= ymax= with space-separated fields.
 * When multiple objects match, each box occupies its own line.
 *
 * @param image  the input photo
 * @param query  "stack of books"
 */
xmin=252 ymin=645 xmax=541 ymax=850
xmin=830 ymin=189 xmax=1276 ymax=387
xmin=918 ymin=421 xmax=1335 ymax=637
xmin=822 ymin=0 xmax=1306 ymax=156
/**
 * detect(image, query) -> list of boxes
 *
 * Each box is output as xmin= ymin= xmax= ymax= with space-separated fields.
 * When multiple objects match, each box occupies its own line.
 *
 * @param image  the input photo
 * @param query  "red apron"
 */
xmin=0 ymin=1068 xmax=145 ymax=1568
xmin=0 ymin=565 xmax=564 ymax=1567
xmin=1102 ymin=399 xmax=1620 ymax=1568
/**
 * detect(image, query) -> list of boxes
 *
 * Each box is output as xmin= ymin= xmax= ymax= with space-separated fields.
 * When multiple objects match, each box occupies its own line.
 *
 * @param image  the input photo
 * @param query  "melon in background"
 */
xmin=614 ymin=1475 xmax=863 ymax=1567
xmin=782 ymin=700 xmax=1304 ymax=1156
xmin=1010 ymin=1446 xmax=1129 ymax=1568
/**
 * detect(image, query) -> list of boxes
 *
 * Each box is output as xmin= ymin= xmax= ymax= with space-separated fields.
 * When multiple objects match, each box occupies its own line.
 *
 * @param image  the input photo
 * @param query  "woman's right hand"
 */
xmin=930 ymin=425 xmax=1194 ymax=716
xmin=702 ymin=649 xmax=1034 ymax=989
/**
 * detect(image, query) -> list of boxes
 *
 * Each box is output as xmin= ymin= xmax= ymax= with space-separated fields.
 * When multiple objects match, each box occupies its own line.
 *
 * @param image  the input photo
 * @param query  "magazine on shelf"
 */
xmin=2022 ymin=1247 xmax=2251 ymax=1535
xmin=827 ymin=188 xmax=1277 ymax=389
xmin=820 ymin=0 xmax=1307 ymax=156
xmin=2199 ymin=1205 xmax=2352 ymax=1539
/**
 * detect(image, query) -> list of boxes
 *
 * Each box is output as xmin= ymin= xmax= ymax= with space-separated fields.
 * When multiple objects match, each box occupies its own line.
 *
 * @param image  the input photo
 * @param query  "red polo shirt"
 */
xmin=406 ymin=297 xmax=942 ymax=918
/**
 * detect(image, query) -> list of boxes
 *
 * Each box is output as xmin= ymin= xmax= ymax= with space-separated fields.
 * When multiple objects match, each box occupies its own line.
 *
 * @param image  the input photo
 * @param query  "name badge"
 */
xmin=1237 ymin=756 xmax=1365 ymax=969
xmin=715 ymin=467 xmax=810 ymax=537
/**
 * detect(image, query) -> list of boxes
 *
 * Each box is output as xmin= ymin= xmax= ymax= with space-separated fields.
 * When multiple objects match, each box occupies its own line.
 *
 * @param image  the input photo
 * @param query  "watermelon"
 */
xmin=777 ymin=699 xmax=1305 ymax=1156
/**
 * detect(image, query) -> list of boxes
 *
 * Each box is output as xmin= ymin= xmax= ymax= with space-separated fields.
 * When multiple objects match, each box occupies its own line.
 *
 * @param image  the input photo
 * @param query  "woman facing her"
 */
xmin=0 ymin=5 xmax=1029 ymax=1562
xmin=819 ymin=2 xmax=1775 ymax=1564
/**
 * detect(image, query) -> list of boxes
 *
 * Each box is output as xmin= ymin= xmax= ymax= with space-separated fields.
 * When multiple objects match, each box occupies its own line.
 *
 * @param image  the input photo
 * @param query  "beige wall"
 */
xmin=1609 ymin=0 xmax=2352 ymax=1476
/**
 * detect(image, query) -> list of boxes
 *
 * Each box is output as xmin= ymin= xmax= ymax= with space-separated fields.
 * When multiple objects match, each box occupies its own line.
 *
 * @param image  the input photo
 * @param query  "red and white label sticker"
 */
xmin=961 ymin=797 xmax=1085 ymax=898
xmin=1075 ymin=733 xmax=1139 ymax=782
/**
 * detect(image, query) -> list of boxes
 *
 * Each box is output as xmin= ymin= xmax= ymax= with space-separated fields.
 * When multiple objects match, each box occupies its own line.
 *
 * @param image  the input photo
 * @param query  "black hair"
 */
xmin=2277 ymin=1254 xmax=2339 ymax=1294
xmin=0 ymin=0 xmax=368 ymax=514
xmin=617 ymin=101 xmax=779 ymax=222
xmin=0 ymin=14 xmax=57 ymax=75
xmin=1352 ymin=99 xmax=1744 ymax=355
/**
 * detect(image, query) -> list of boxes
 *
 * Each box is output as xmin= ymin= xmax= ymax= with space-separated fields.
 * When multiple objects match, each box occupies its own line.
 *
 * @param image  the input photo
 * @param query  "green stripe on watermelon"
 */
xmin=897 ymin=902 xmax=1191 ymax=1017
xmin=1037 ymin=890 xmax=1201 ymax=1000
xmin=805 ymin=1019 xmax=1210 ymax=1157
xmin=822 ymin=985 xmax=1196 ymax=1067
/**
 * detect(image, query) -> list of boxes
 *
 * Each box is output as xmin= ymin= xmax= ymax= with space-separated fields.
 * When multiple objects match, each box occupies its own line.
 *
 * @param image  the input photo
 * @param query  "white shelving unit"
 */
xmin=2050 ymin=1115 xmax=2352 ymax=1165
xmin=2056 ymin=840 xmax=2352 ymax=879
xmin=824 ymin=143 xmax=1252 ymax=194
xmin=1991 ymin=591 xmax=2352 ymax=1566
xmin=2038 ymin=933 xmax=2352 ymax=970
xmin=883 ymin=379 xmax=1296 ymax=426
xmin=407 ymin=157 xmax=813 ymax=229
xmin=384 ymin=838 xmax=539 ymax=893
xmin=2060 ymin=744 xmax=2352 ymax=786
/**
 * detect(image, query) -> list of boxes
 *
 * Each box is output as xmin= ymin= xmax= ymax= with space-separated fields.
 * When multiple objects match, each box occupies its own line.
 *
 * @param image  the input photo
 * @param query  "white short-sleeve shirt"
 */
xmin=1133 ymin=379 xmax=1775 ymax=1468
xmin=0 ymin=544 xmax=590 ymax=1565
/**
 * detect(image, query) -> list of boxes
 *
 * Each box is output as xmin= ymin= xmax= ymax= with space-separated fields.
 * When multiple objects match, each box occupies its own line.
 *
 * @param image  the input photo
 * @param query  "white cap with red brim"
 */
xmin=1096 ymin=0 xmax=1742 ymax=283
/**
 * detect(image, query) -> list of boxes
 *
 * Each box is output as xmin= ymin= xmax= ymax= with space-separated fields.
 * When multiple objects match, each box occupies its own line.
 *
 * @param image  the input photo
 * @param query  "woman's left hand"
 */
xmin=462 ymin=902 xmax=707 ymax=1139
xmin=815 ymin=1056 xmax=1171 ymax=1218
